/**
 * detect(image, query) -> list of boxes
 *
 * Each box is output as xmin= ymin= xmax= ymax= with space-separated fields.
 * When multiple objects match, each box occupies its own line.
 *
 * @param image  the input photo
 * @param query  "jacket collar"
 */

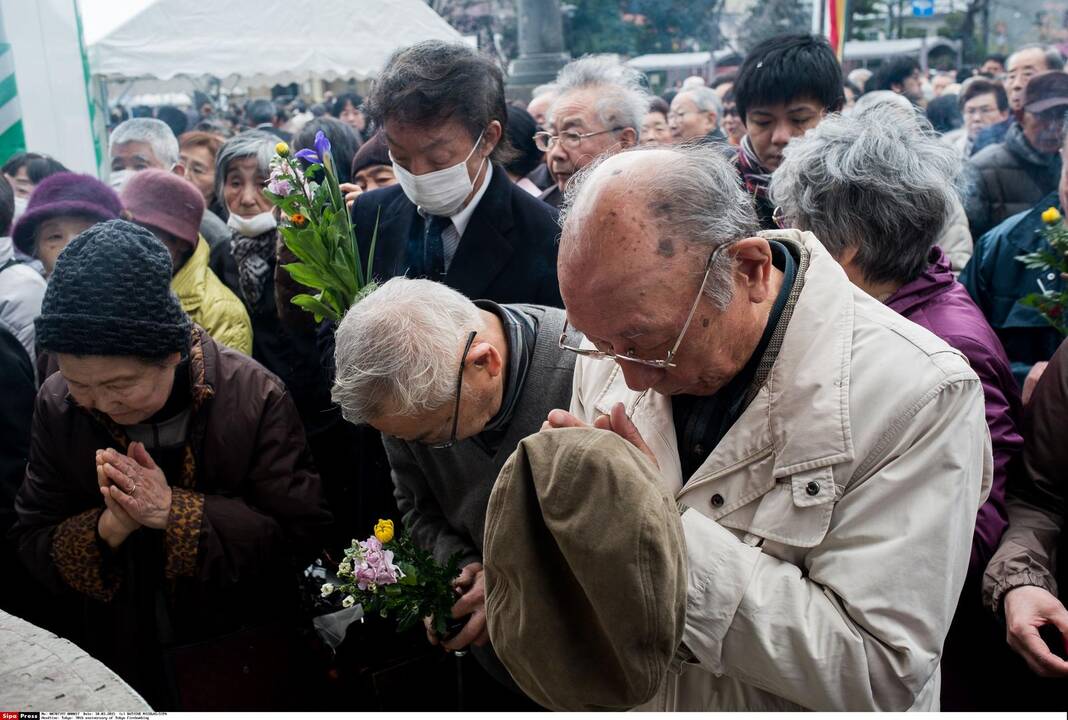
xmin=442 ymin=163 xmax=518 ymax=299
xmin=374 ymin=164 xmax=518 ymax=300
xmin=171 ymin=238 xmax=210 ymax=311
xmin=1005 ymin=122 xmax=1059 ymax=169
xmin=884 ymin=246 xmax=955 ymax=316
xmin=693 ymin=230 xmax=856 ymax=481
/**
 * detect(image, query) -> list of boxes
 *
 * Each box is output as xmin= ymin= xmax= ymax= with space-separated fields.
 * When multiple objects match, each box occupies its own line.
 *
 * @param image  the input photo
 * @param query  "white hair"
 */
xmin=551 ymin=55 xmax=652 ymax=139
xmin=677 ymin=86 xmax=723 ymax=124
xmin=531 ymin=82 xmax=560 ymax=100
xmin=109 ymin=118 xmax=180 ymax=168
xmin=770 ymin=105 xmax=962 ymax=284
xmin=681 ymin=75 xmax=707 ymax=90
xmin=847 ymin=67 xmax=873 ymax=90
xmin=852 ymin=90 xmax=913 ymax=116
xmin=332 ymin=278 xmax=483 ymax=425
xmin=560 ymin=144 xmax=759 ymax=311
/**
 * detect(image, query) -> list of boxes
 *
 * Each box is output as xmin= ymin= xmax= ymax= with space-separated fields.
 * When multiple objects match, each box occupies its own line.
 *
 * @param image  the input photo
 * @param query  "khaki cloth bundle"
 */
xmin=484 ymin=428 xmax=687 ymax=711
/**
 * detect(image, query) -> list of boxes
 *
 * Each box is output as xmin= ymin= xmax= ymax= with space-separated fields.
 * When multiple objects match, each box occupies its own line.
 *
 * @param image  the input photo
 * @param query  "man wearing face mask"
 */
xmin=108 ymin=118 xmax=231 ymax=252
xmin=350 ymin=40 xmax=563 ymax=308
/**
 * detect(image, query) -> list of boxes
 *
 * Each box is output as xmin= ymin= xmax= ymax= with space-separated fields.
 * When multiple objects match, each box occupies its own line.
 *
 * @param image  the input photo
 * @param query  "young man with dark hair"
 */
xmin=870 ymin=56 xmax=924 ymax=103
xmin=731 ymin=33 xmax=844 ymax=228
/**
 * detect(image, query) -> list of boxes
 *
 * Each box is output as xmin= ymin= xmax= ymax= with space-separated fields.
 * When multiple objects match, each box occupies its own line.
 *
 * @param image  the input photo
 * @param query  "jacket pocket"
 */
xmin=738 ymin=467 xmax=838 ymax=548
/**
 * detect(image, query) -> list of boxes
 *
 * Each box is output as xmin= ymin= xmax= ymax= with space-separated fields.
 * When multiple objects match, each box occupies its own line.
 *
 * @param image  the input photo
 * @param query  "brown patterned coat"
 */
xmin=11 ymin=327 xmax=333 ymax=707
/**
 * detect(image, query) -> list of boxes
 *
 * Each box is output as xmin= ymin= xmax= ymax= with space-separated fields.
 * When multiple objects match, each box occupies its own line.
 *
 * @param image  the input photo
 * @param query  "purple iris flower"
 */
xmin=295 ymin=130 xmax=332 ymax=165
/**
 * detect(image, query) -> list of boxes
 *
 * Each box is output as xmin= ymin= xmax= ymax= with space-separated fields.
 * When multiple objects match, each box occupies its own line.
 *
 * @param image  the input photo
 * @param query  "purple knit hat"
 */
xmin=12 ymin=172 xmax=124 ymax=255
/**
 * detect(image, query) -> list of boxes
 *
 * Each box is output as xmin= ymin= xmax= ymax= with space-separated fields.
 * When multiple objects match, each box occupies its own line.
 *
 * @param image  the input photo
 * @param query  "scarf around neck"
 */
xmin=737 ymin=135 xmax=772 ymax=201
xmin=230 ymin=229 xmax=276 ymax=312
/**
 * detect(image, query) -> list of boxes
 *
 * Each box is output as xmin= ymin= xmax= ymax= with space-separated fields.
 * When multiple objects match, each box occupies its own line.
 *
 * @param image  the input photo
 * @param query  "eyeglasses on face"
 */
xmin=534 ymin=127 xmax=625 ymax=152
xmin=429 ymin=330 xmax=478 ymax=449
xmin=559 ymin=242 xmax=735 ymax=369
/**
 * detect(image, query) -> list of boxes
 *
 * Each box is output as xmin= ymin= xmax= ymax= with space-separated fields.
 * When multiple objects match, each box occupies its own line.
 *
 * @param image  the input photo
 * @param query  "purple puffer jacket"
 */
xmin=886 ymin=246 xmax=1022 ymax=580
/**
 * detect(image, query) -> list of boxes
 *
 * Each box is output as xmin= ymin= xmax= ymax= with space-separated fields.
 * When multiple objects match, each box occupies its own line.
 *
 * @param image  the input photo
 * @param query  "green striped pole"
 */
xmin=0 ymin=38 xmax=26 ymax=164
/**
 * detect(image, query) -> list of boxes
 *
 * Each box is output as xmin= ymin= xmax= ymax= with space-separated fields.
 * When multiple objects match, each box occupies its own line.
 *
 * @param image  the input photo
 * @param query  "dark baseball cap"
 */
xmin=1024 ymin=71 xmax=1068 ymax=114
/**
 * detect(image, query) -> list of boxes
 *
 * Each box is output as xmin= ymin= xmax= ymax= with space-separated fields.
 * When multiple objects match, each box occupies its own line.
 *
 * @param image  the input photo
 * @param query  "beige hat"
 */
xmin=483 ymin=428 xmax=687 ymax=712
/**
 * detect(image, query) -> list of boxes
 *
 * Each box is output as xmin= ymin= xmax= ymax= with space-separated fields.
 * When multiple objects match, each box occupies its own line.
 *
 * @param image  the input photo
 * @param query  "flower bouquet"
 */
xmin=1018 ymin=207 xmax=1068 ymax=336
xmin=322 ymin=520 xmax=464 ymax=637
xmin=264 ymin=133 xmax=378 ymax=323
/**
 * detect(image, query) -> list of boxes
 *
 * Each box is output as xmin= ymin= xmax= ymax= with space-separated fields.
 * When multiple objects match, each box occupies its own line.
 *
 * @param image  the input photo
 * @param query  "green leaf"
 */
xmin=282 ymin=262 xmax=330 ymax=291
xmin=291 ymin=293 xmax=338 ymax=323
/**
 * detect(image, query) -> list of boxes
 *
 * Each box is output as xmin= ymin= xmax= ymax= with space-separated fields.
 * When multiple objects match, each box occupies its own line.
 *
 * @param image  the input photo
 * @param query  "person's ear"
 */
xmin=619 ymin=127 xmax=639 ymax=148
xmin=729 ymin=237 xmax=774 ymax=304
xmin=480 ymin=120 xmax=502 ymax=158
xmin=171 ymin=163 xmax=187 ymax=178
xmin=467 ymin=341 xmax=503 ymax=379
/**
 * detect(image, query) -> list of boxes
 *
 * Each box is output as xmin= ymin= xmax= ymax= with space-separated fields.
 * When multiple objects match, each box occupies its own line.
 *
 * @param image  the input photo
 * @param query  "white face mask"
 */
xmin=391 ymin=131 xmax=485 ymax=217
xmin=11 ymin=196 xmax=28 ymax=224
xmin=227 ymin=210 xmax=277 ymax=237
xmin=108 ymin=169 xmax=134 ymax=192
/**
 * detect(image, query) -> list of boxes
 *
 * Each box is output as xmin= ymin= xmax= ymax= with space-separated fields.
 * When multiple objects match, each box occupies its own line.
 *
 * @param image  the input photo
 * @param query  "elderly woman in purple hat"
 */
xmin=11 ymin=172 xmax=123 ymax=278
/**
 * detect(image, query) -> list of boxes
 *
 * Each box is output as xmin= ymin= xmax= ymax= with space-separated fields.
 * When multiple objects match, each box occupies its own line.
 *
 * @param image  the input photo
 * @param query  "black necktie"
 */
xmin=424 ymin=215 xmax=450 ymax=281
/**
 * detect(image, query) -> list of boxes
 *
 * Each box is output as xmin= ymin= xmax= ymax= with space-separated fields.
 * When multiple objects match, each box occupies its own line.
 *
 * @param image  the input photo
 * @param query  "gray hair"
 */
xmin=332 ymin=277 xmax=483 ymax=425
xmin=1009 ymin=43 xmax=1066 ymax=72
xmin=678 ymin=86 xmax=723 ymax=122
xmin=560 ymin=144 xmax=759 ymax=310
xmin=213 ymin=130 xmax=276 ymax=208
xmin=551 ymin=55 xmax=651 ymax=139
xmin=109 ymin=118 xmax=180 ymax=168
xmin=770 ymin=106 xmax=962 ymax=285
xmin=531 ymin=82 xmax=560 ymax=100
xmin=852 ymin=89 xmax=914 ymax=116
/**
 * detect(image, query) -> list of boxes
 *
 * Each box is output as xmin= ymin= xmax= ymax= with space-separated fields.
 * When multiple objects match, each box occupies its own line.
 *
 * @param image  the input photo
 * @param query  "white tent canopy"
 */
xmin=88 ymin=0 xmax=463 ymax=85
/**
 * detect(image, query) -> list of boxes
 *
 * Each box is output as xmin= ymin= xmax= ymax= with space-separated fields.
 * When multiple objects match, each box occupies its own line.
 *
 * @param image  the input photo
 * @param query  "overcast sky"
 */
xmin=79 ymin=0 xmax=156 ymax=43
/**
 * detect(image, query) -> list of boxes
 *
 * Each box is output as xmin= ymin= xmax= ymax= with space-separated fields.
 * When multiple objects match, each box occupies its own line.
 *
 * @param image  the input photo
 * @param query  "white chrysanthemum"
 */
xmin=320 ymin=583 xmax=335 ymax=597
xmin=342 ymin=595 xmax=356 ymax=608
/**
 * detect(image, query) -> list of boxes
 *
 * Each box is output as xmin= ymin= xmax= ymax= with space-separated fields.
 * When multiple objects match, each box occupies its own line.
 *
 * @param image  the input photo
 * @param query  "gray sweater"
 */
xmin=384 ymin=304 xmax=574 ymax=568
xmin=384 ymin=305 xmax=574 ymax=697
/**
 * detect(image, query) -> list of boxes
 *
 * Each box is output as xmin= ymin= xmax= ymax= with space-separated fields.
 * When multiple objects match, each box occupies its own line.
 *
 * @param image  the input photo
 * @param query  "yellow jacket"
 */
xmin=171 ymin=238 xmax=253 ymax=355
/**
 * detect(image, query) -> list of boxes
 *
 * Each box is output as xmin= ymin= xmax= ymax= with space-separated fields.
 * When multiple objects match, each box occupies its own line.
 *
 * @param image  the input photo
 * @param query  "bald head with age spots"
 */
xmin=558 ymin=145 xmax=782 ymax=397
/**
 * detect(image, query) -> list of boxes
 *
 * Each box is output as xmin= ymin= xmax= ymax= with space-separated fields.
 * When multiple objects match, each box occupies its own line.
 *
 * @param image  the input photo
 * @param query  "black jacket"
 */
xmin=351 ymin=163 xmax=563 ymax=307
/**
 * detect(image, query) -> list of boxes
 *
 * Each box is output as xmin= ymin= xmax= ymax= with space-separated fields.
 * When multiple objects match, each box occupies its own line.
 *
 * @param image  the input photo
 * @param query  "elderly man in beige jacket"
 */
xmin=544 ymin=144 xmax=992 ymax=711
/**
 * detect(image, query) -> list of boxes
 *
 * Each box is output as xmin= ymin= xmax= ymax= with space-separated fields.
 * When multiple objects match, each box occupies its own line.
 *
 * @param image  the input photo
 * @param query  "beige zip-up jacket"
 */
xmin=569 ymin=231 xmax=993 ymax=710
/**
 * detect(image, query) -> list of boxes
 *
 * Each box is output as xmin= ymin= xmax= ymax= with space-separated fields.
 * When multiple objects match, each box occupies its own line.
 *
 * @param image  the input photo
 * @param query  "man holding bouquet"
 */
xmin=330 ymin=277 xmax=575 ymax=705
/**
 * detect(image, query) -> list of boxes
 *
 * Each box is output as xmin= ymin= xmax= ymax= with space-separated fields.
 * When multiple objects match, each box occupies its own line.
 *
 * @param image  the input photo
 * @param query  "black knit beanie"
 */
xmin=35 ymin=219 xmax=191 ymax=358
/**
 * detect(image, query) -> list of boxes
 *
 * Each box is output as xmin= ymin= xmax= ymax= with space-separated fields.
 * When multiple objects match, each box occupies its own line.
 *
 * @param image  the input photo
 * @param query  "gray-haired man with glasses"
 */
xmin=331 ymin=276 xmax=575 ymax=706
xmin=534 ymin=143 xmax=991 ymax=710
xmin=535 ymin=55 xmax=648 ymax=207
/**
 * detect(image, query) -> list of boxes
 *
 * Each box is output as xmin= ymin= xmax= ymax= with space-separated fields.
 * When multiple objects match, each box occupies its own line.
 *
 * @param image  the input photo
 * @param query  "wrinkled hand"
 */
xmin=1022 ymin=361 xmax=1049 ymax=405
xmin=1004 ymin=585 xmax=1068 ymax=678
xmin=542 ymin=403 xmax=659 ymax=469
xmin=422 ymin=562 xmax=490 ymax=650
xmin=443 ymin=562 xmax=489 ymax=651
xmin=95 ymin=457 xmax=140 ymax=548
xmin=98 ymin=442 xmax=172 ymax=530
xmin=340 ymin=182 xmax=362 ymax=210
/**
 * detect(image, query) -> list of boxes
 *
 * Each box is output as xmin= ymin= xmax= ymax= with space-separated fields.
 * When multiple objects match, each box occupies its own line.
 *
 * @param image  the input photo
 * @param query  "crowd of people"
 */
xmin=0 ymin=30 xmax=1066 ymax=712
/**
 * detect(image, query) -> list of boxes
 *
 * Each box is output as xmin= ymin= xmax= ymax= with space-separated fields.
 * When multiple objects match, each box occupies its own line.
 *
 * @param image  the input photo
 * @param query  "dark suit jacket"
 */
xmin=351 ymin=163 xmax=563 ymax=307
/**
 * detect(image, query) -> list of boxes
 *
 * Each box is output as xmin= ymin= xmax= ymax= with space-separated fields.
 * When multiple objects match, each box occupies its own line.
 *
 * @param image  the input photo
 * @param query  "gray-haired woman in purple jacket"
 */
xmin=770 ymin=103 xmax=1023 ymax=710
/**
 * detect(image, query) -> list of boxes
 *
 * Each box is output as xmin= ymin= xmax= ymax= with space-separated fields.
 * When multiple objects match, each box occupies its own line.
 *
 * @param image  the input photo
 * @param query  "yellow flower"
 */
xmin=275 ymin=141 xmax=290 ymax=157
xmin=374 ymin=519 xmax=395 ymax=544
xmin=1042 ymin=207 xmax=1062 ymax=225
